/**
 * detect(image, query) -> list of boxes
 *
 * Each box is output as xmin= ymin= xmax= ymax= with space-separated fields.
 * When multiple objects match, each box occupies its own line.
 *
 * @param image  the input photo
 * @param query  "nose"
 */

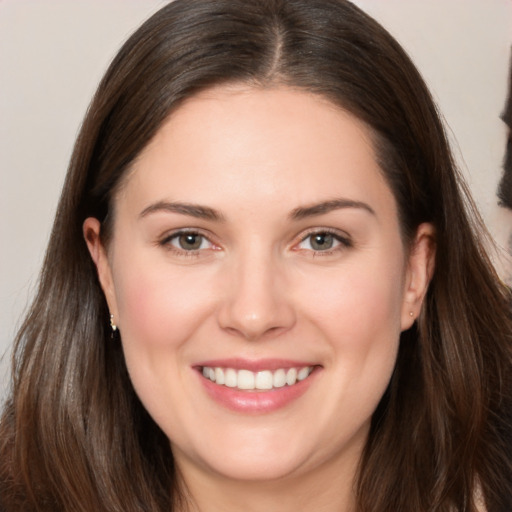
xmin=217 ymin=247 xmax=296 ymax=341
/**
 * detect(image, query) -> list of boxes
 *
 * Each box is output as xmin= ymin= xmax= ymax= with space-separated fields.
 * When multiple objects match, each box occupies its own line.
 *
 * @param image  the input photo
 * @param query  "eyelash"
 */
xmin=295 ymin=228 xmax=353 ymax=256
xmin=158 ymin=228 xmax=353 ymax=258
xmin=159 ymin=229 xmax=216 ymax=258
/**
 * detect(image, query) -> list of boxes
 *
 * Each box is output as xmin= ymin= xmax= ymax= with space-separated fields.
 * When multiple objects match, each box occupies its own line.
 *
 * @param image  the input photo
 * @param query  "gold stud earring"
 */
xmin=110 ymin=314 xmax=118 ymax=332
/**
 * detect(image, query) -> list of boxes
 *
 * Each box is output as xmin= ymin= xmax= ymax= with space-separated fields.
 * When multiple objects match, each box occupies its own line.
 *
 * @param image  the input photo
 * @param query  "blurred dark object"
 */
xmin=498 ymin=47 xmax=512 ymax=209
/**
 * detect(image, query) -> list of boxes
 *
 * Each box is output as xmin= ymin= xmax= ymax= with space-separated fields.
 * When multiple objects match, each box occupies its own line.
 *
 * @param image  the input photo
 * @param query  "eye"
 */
xmin=296 ymin=230 xmax=351 ymax=252
xmin=161 ymin=231 xmax=214 ymax=253
xmin=174 ymin=233 xmax=207 ymax=251
xmin=305 ymin=232 xmax=336 ymax=251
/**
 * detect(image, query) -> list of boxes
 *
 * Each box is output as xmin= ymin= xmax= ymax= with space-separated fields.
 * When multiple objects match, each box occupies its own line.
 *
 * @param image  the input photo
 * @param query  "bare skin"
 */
xmin=84 ymin=85 xmax=435 ymax=512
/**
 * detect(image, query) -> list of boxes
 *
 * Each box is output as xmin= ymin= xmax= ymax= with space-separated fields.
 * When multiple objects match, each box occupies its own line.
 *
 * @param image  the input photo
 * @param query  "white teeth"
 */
xmin=297 ymin=367 xmax=310 ymax=381
xmin=286 ymin=368 xmax=297 ymax=386
xmin=255 ymin=370 xmax=273 ymax=390
xmin=238 ymin=369 xmax=255 ymax=390
xmin=201 ymin=366 xmax=313 ymax=390
xmin=225 ymin=368 xmax=237 ymax=388
xmin=215 ymin=367 xmax=225 ymax=385
xmin=273 ymin=369 xmax=286 ymax=388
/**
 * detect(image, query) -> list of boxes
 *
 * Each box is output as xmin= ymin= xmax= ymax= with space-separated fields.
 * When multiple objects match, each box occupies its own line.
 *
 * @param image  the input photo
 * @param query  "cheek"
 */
xmin=111 ymin=255 xmax=217 ymax=355
xmin=298 ymin=253 xmax=405 ymax=392
xmin=307 ymin=262 xmax=404 ymax=410
xmin=109 ymin=256 xmax=221 ymax=431
xmin=304 ymin=260 xmax=404 ymax=338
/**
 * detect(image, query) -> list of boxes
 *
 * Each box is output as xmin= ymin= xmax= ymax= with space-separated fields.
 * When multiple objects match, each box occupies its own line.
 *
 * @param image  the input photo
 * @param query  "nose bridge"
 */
xmin=218 ymin=239 xmax=295 ymax=340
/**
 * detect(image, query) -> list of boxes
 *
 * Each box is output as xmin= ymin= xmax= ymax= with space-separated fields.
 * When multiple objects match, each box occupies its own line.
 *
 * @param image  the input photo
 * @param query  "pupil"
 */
xmin=312 ymin=233 xmax=333 ymax=251
xmin=179 ymin=234 xmax=201 ymax=250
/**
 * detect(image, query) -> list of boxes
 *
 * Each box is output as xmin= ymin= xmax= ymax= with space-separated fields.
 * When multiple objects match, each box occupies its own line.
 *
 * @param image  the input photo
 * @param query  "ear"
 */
xmin=401 ymin=223 xmax=436 ymax=331
xmin=83 ymin=217 xmax=118 ymax=319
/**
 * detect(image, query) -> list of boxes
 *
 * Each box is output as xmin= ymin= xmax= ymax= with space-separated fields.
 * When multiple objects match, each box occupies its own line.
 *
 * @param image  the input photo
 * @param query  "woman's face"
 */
xmin=85 ymin=85 xmax=433 ymax=486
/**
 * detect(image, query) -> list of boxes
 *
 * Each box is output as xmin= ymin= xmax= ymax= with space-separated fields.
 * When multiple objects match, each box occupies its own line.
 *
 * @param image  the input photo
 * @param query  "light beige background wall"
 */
xmin=1 ymin=0 xmax=511 ymax=396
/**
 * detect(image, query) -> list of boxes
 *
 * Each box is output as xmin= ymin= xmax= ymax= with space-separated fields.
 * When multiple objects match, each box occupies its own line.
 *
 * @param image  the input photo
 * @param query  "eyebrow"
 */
xmin=139 ymin=198 xmax=375 ymax=222
xmin=139 ymin=201 xmax=225 ymax=222
xmin=290 ymin=198 xmax=375 ymax=220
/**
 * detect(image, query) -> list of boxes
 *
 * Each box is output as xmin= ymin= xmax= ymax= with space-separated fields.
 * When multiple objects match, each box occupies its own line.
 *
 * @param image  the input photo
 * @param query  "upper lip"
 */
xmin=195 ymin=358 xmax=319 ymax=372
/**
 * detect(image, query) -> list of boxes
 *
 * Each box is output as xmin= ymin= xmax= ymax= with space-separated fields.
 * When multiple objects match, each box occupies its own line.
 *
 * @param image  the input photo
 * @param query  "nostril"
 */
xmin=219 ymin=316 xmax=294 ymax=341
xmin=216 ymin=267 xmax=296 ymax=340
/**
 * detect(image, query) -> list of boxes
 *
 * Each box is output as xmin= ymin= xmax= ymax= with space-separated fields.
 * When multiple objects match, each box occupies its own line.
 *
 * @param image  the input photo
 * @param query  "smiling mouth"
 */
xmin=201 ymin=366 xmax=314 ymax=391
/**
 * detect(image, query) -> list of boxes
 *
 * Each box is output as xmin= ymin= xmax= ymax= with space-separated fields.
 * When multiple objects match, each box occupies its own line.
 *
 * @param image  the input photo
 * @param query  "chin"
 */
xmin=173 ymin=431 xmax=312 ymax=483
xmin=203 ymin=452 xmax=307 ymax=482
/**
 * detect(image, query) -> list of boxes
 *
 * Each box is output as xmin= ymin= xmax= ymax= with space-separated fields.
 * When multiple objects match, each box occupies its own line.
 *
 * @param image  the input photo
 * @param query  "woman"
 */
xmin=1 ymin=0 xmax=510 ymax=510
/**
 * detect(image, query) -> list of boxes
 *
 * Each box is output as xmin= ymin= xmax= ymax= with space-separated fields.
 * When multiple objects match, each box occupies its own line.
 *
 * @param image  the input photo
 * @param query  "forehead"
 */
xmin=118 ymin=85 xmax=397 ymax=222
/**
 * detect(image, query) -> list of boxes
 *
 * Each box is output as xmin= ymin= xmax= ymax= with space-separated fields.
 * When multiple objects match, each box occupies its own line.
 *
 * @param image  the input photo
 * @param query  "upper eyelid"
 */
xmin=160 ymin=227 xmax=214 ymax=243
xmin=293 ymin=228 xmax=353 ymax=253
xmin=157 ymin=231 xmax=215 ymax=255
xmin=297 ymin=227 xmax=351 ymax=242
xmin=157 ymin=226 xmax=352 ymax=248
xmin=159 ymin=230 xmax=217 ymax=257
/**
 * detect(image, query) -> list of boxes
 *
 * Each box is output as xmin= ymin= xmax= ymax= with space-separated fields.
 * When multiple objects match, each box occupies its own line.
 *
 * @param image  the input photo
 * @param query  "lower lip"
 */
xmin=197 ymin=369 xmax=318 ymax=414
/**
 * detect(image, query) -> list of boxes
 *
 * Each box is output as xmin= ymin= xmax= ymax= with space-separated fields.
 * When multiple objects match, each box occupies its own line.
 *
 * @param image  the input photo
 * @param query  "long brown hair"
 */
xmin=1 ymin=1 xmax=511 ymax=510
